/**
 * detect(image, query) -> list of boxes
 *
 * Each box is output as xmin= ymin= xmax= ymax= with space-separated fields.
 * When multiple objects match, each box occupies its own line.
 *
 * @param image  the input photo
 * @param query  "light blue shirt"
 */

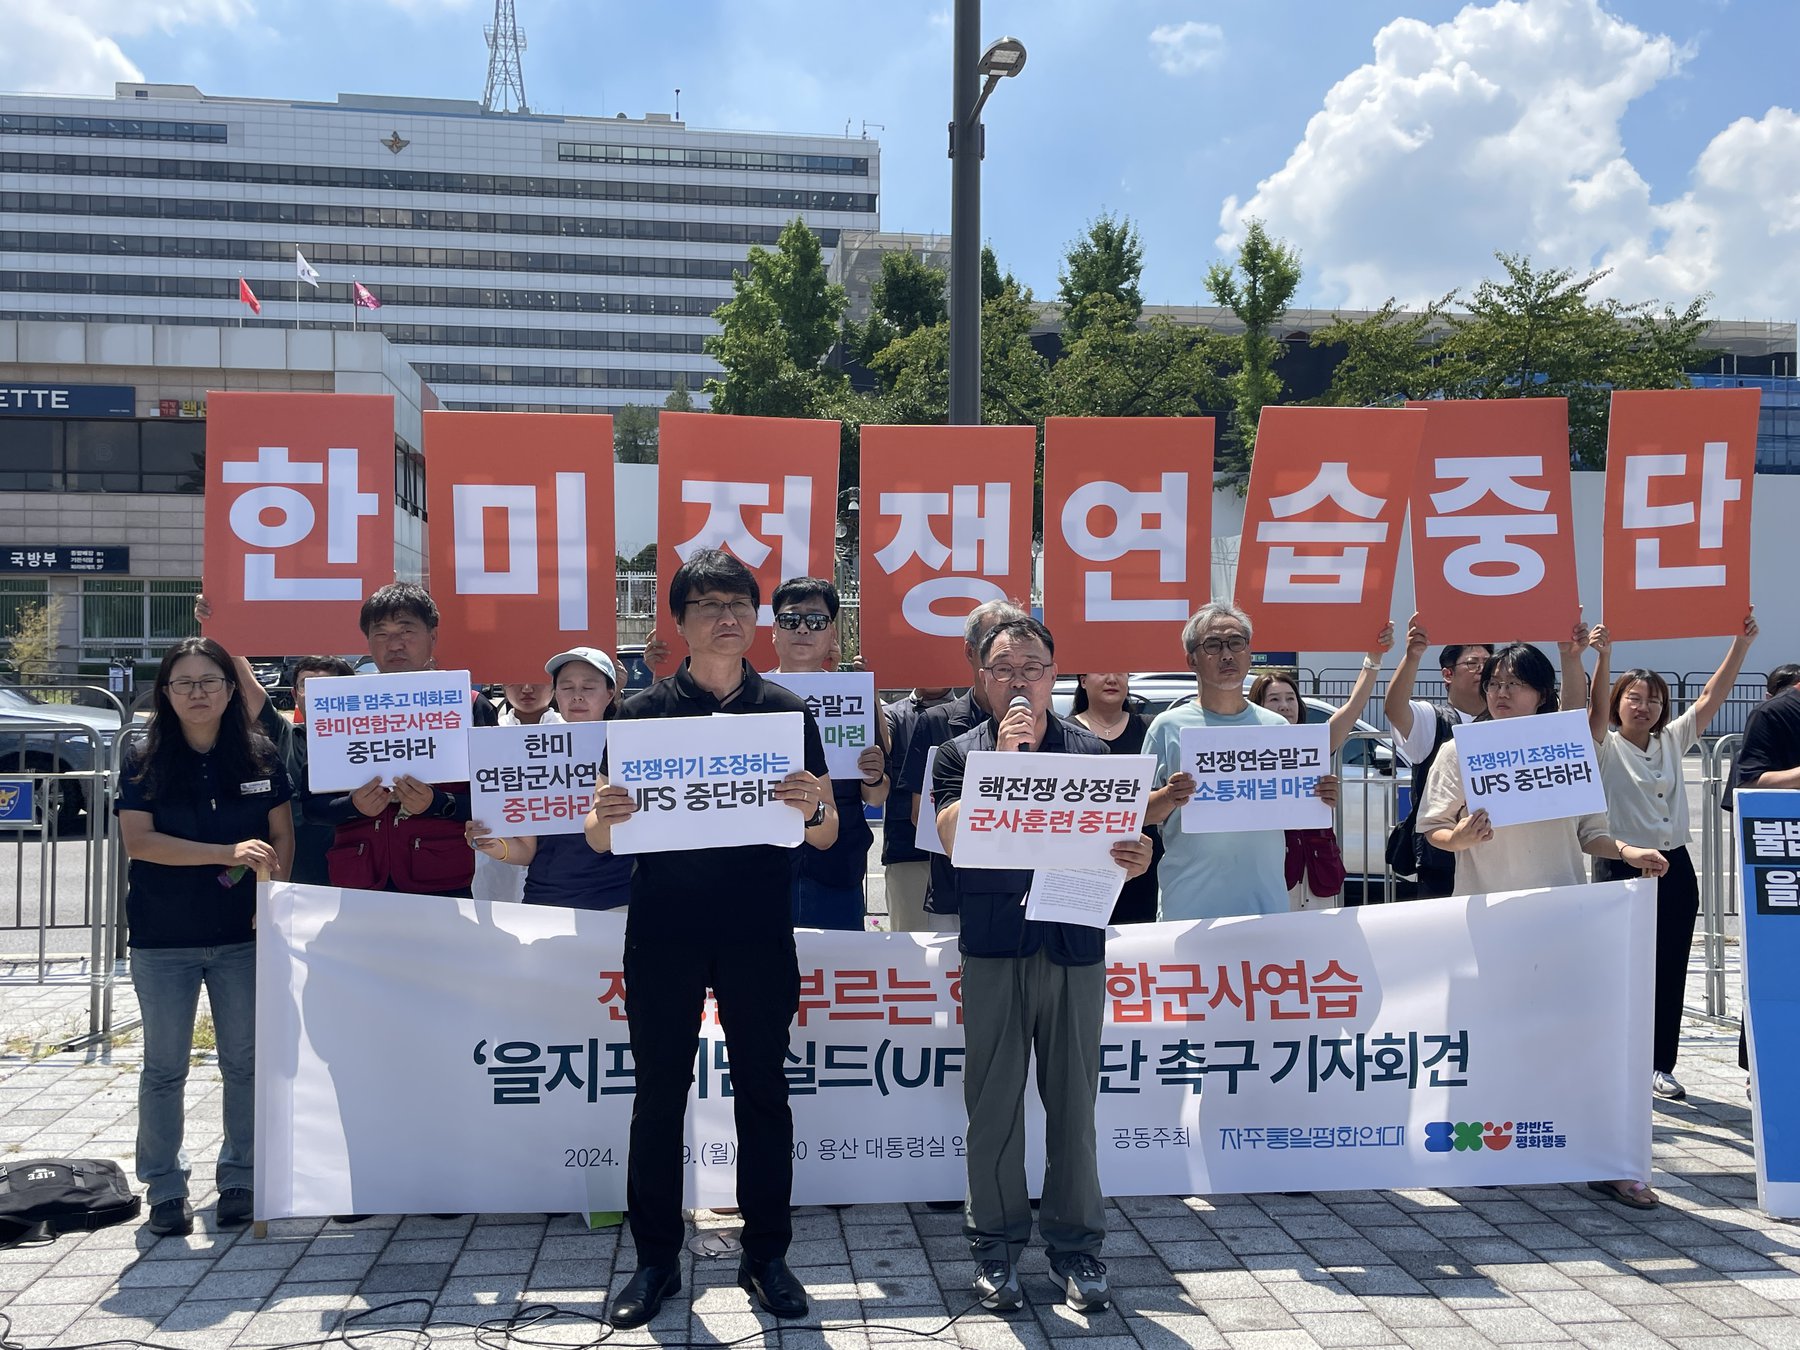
xmin=1147 ymin=699 xmax=1292 ymax=920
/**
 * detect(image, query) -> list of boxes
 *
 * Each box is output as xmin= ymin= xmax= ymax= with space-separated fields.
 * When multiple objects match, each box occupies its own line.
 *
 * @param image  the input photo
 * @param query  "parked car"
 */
xmin=0 ymin=682 xmax=123 ymax=829
xmin=613 ymin=644 xmax=655 ymax=697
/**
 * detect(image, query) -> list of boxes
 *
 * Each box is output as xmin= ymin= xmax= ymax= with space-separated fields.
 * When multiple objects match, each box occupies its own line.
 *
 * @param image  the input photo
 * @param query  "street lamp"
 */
xmin=948 ymin=3 xmax=1027 ymax=427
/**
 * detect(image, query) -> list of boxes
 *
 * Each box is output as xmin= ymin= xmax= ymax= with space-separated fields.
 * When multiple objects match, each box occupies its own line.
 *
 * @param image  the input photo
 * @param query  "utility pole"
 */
xmin=947 ymin=0 xmax=982 ymax=426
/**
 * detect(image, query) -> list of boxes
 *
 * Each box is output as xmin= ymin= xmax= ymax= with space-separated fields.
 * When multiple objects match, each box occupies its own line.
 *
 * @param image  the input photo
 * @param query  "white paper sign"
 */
xmin=469 ymin=722 xmax=607 ymax=839
xmin=1024 ymin=867 xmax=1127 ymax=927
xmin=948 ymin=750 xmax=1153 ymax=870
xmin=1453 ymin=709 xmax=1605 ymax=828
xmin=606 ymin=711 xmax=805 ymax=854
xmin=917 ymin=744 xmax=947 ymax=857
xmin=763 ymin=671 xmax=877 ymax=781
xmin=303 ymin=670 xmax=472 ymax=792
xmin=1178 ymin=722 xmax=1330 ymax=834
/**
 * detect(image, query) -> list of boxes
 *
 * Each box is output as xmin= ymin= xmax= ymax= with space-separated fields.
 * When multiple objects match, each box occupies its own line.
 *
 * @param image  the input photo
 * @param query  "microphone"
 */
xmin=1007 ymin=693 xmax=1034 ymax=752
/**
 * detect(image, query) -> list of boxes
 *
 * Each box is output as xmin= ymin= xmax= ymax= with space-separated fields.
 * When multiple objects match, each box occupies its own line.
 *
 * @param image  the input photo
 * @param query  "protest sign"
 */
xmin=762 ymin=672 xmax=877 ymax=782
xmin=302 ymin=671 xmax=472 ymax=792
xmin=605 ymin=712 xmax=804 ymax=853
xmin=256 ymin=877 xmax=1652 ymax=1215
xmin=1734 ymin=789 xmax=1800 ymax=1218
xmin=947 ymin=751 xmax=1153 ymax=870
xmin=1451 ymin=709 xmax=1604 ymax=828
xmin=468 ymin=722 xmax=607 ymax=839
xmin=916 ymin=745 xmax=946 ymax=857
xmin=202 ymin=393 xmax=395 ymax=656
xmin=1178 ymin=722 xmax=1330 ymax=834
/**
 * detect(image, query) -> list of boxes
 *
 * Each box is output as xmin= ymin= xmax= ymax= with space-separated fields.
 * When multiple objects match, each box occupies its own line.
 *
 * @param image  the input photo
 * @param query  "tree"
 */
xmin=613 ymin=404 xmax=659 ymax=463
xmin=1059 ymin=213 xmax=1144 ymax=338
xmin=868 ymin=276 xmax=1050 ymax=428
xmin=1311 ymin=298 xmax=1453 ymax=408
xmin=1205 ymin=220 xmax=1303 ymax=476
xmin=4 ymin=596 xmax=65 ymax=683
xmin=1049 ymin=294 xmax=1224 ymax=418
xmin=981 ymin=243 xmax=1015 ymax=302
xmin=663 ymin=375 xmax=694 ymax=413
xmin=704 ymin=217 xmax=847 ymax=416
xmin=848 ymin=251 xmax=948 ymax=373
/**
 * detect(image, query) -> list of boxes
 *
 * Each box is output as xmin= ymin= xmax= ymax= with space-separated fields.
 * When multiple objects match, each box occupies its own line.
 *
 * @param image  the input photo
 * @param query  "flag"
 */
xmin=238 ymin=277 xmax=261 ymax=316
xmin=353 ymin=281 xmax=382 ymax=310
xmin=295 ymin=249 xmax=320 ymax=288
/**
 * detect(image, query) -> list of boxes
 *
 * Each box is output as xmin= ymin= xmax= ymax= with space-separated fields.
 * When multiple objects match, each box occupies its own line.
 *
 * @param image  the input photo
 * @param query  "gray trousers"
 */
xmin=961 ymin=949 xmax=1106 ymax=1263
xmin=885 ymin=860 xmax=957 ymax=932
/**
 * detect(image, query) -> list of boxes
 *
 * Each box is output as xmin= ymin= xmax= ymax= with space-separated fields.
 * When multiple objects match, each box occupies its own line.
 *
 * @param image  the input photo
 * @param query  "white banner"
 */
xmin=605 ymin=712 xmax=804 ymax=853
xmin=1452 ymin=709 xmax=1604 ymax=827
xmin=255 ymin=878 xmax=1653 ymax=1219
xmin=303 ymin=671 xmax=472 ymax=792
xmin=948 ymin=751 xmax=1154 ymax=869
xmin=1178 ymin=722 xmax=1330 ymax=833
xmin=468 ymin=723 xmax=606 ymax=838
xmin=763 ymin=672 xmax=876 ymax=782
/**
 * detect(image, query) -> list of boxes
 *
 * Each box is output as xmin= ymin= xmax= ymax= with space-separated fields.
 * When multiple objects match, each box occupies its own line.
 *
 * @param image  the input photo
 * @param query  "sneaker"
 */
xmin=1050 ymin=1253 xmax=1110 ymax=1312
xmin=146 ymin=1197 xmax=194 ymax=1236
xmin=1652 ymin=1071 xmax=1687 ymax=1101
xmin=972 ymin=1259 xmax=1022 ymax=1312
xmin=216 ymin=1187 xmax=253 ymax=1227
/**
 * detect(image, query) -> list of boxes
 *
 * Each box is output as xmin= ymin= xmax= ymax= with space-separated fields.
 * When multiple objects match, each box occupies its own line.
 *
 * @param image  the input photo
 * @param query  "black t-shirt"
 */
xmin=882 ymin=692 xmax=951 ymax=864
xmin=619 ymin=660 xmax=829 ymax=944
xmin=1737 ymin=688 xmax=1800 ymax=789
xmin=116 ymin=739 xmax=292 ymax=949
xmin=898 ymin=690 xmax=986 ymax=911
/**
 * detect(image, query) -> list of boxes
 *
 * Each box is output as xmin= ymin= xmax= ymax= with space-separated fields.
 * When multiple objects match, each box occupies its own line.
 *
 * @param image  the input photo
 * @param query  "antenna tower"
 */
xmin=482 ymin=0 xmax=530 ymax=114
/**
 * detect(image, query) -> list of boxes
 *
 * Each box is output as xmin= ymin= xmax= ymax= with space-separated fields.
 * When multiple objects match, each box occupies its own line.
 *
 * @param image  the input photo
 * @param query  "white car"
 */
xmin=0 ymin=682 xmax=123 ymax=829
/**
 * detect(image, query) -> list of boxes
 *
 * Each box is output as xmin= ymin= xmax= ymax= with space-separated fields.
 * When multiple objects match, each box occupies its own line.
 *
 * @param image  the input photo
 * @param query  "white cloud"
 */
xmin=1149 ymin=21 xmax=1225 ymax=75
xmin=0 ymin=1 xmax=252 ymax=94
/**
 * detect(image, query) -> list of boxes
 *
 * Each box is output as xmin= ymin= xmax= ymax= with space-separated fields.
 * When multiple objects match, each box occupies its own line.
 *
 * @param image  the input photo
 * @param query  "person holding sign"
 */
xmin=117 ymin=638 xmax=294 ymax=1236
xmin=1145 ymin=603 xmax=1340 ymax=921
xmin=932 ymin=617 xmax=1154 ymax=1315
xmin=471 ymin=678 xmax=565 ymax=905
xmin=1586 ymin=613 xmax=1757 ymax=1102
xmin=585 ymin=550 xmax=832 ymax=1329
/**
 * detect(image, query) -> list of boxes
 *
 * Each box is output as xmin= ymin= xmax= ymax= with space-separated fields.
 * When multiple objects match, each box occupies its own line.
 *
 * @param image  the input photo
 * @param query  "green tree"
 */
xmin=1059 ymin=213 xmax=1145 ymax=337
xmin=704 ymin=217 xmax=847 ymax=416
xmin=4 ymin=596 xmax=65 ymax=682
xmin=1311 ymin=297 xmax=1453 ymax=408
xmin=1205 ymin=220 xmax=1303 ymax=477
xmin=869 ymin=276 xmax=1049 ymax=427
xmin=663 ymin=375 xmax=694 ymax=413
xmin=848 ymin=251 xmax=948 ymax=373
xmin=613 ymin=404 xmax=659 ymax=463
xmin=616 ymin=543 xmax=656 ymax=573
xmin=981 ymin=243 xmax=1015 ymax=302
xmin=1049 ymin=294 xmax=1224 ymax=418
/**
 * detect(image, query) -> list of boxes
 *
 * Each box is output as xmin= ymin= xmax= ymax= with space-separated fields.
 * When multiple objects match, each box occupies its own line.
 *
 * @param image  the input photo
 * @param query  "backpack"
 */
xmin=1383 ymin=704 xmax=1457 ymax=879
xmin=0 ymin=1159 xmax=140 ymax=1247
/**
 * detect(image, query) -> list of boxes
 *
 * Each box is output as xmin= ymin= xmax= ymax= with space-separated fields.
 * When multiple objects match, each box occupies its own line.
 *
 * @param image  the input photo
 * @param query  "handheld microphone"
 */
xmin=1007 ymin=693 xmax=1034 ymax=752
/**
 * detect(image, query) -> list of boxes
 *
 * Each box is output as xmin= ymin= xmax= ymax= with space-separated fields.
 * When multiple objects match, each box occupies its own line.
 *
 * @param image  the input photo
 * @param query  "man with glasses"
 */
xmin=1146 ymin=602 xmax=1339 ymax=920
xmin=931 ymin=616 xmax=1152 ymax=1314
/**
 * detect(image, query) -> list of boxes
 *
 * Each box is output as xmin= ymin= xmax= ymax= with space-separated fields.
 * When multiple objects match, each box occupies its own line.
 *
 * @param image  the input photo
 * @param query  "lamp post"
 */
xmin=947 ymin=3 xmax=1026 ymax=427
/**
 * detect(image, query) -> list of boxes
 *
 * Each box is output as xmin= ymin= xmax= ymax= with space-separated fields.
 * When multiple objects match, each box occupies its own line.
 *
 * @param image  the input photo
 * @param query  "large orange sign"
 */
xmin=1235 ymin=406 xmax=1425 ymax=652
xmin=1405 ymin=399 xmax=1579 ymax=643
xmin=1602 ymin=389 xmax=1759 ymax=640
xmin=1041 ymin=417 xmax=1214 ymax=673
xmin=202 ymin=393 xmax=395 ymax=656
xmin=424 ymin=411 xmax=615 ymax=680
xmin=859 ymin=425 xmax=1037 ymax=688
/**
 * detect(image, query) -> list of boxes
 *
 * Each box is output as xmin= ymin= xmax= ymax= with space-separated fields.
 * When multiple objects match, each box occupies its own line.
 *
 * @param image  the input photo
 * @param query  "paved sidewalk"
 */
xmin=4 ymin=954 xmax=1799 ymax=1349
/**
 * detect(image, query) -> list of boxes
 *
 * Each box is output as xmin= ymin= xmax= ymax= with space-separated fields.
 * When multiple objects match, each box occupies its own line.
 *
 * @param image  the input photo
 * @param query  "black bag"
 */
xmin=0 ymin=1159 xmax=140 ymax=1246
xmin=1383 ymin=704 xmax=1458 ymax=880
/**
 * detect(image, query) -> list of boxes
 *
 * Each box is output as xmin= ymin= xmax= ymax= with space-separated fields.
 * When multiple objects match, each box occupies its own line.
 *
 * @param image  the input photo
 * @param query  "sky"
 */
xmin=4 ymin=0 xmax=1798 ymax=323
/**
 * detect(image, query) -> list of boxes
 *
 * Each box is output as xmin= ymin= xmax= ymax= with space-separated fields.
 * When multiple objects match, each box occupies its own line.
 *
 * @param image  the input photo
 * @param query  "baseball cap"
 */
xmin=544 ymin=646 xmax=618 ymax=685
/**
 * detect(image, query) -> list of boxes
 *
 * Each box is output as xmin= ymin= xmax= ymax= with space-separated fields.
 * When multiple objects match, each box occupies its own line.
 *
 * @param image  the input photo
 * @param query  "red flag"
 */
xmin=353 ymin=281 xmax=382 ymax=310
xmin=238 ymin=277 xmax=261 ymax=316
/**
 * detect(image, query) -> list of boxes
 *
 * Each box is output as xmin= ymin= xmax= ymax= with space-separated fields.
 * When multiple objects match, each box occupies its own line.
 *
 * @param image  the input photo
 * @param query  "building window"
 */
xmin=0 ymin=420 xmax=59 ymax=490
xmin=0 ymin=579 xmax=50 ymax=640
xmin=79 ymin=579 xmax=198 ymax=663
xmin=0 ymin=420 xmax=205 ymax=493
xmin=0 ymin=113 xmax=227 ymax=143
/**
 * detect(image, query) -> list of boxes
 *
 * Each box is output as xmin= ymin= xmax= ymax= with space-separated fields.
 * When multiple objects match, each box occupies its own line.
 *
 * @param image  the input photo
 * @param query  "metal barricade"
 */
xmin=1694 ymin=734 xmax=1743 ymax=1024
xmin=1332 ymin=727 xmax=1407 ymax=906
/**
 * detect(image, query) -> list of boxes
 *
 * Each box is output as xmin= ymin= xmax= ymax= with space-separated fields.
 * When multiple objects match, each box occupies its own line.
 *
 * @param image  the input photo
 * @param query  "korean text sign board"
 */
xmin=1235 ymin=406 xmax=1425 ymax=652
xmin=255 ymin=877 xmax=1652 ymax=1216
xmin=424 ymin=412 xmax=616 ymax=679
xmin=605 ymin=711 xmax=804 ymax=853
xmin=1405 ymin=399 xmax=1579 ymax=642
xmin=763 ymin=672 xmax=876 ymax=782
xmin=860 ymin=425 xmax=1037 ymax=688
xmin=654 ymin=412 xmax=838 ymax=674
xmin=1451 ymin=709 xmax=1603 ymax=829
xmin=303 ymin=670 xmax=473 ymax=792
xmin=948 ymin=750 xmax=1154 ymax=869
xmin=1041 ymin=417 xmax=1214 ymax=672
xmin=1178 ymin=723 xmax=1331 ymax=833
xmin=469 ymin=723 xmax=607 ymax=839
xmin=1735 ymin=789 xmax=1800 ymax=1218
xmin=203 ymin=393 xmax=396 ymax=656
xmin=1602 ymin=388 xmax=1759 ymax=640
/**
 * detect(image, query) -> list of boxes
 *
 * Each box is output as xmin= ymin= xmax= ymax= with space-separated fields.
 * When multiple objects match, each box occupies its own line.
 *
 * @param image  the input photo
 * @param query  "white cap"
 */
xmin=544 ymin=646 xmax=618 ymax=685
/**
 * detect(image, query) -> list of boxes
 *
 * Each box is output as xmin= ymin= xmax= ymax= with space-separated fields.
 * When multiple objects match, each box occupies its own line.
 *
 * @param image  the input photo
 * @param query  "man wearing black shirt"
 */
xmin=1740 ymin=685 xmax=1800 ymax=791
xmin=882 ymin=685 xmax=952 ymax=931
xmin=587 ymin=550 xmax=835 ymax=1329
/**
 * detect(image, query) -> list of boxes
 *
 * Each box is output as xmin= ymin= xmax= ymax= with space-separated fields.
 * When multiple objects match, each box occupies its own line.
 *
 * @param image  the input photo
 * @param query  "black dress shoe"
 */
xmin=737 ymin=1255 xmax=808 ymax=1319
xmin=609 ymin=1264 xmax=680 ymax=1329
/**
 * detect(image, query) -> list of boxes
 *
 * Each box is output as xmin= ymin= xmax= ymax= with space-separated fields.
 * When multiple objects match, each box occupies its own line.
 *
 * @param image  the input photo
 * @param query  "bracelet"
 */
xmin=863 ymin=770 xmax=887 ymax=787
xmin=1361 ymin=656 xmax=1381 ymax=672
xmin=497 ymin=839 xmax=510 ymax=862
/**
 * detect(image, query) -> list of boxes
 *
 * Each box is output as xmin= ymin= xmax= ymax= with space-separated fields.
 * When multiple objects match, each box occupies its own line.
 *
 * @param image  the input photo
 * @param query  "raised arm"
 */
xmin=1330 ymin=622 xmax=1395 ymax=754
xmin=1382 ymin=612 xmax=1429 ymax=741
xmin=1586 ymin=623 xmax=1613 ymax=744
xmin=1558 ymin=611 xmax=1589 ymax=714
xmin=1690 ymin=610 xmax=1759 ymax=735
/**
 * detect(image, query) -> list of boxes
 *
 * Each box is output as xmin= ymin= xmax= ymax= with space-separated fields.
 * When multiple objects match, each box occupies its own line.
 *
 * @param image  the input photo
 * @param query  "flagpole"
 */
xmin=352 ymin=281 xmax=358 ymax=332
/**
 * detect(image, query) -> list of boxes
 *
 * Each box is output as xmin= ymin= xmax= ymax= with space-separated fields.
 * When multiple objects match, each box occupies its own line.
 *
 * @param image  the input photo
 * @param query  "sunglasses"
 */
xmin=774 ymin=612 xmax=833 ymax=631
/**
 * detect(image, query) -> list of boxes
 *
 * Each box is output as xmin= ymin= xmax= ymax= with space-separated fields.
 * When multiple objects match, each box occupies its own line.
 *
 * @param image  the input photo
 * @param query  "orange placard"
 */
xmin=654 ymin=411 xmax=840 ymax=673
xmin=202 ymin=392 xmax=396 ymax=657
xmin=1405 ymin=399 xmax=1579 ymax=643
xmin=424 ymin=411 xmax=615 ymax=681
xmin=1234 ymin=406 xmax=1425 ymax=652
xmin=859 ymin=425 xmax=1037 ymax=688
xmin=1042 ymin=417 xmax=1214 ymax=673
xmin=1602 ymin=389 xmax=1759 ymax=640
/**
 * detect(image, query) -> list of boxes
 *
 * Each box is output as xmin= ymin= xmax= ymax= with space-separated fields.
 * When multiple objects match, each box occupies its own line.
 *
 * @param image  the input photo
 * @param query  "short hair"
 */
xmin=293 ymin=655 xmax=354 ymax=682
xmin=360 ymin=582 xmax=438 ymax=635
xmin=1438 ymin=643 xmax=1493 ymax=673
xmin=1607 ymin=668 xmax=1673 ymax=736
xmin=1481 ymin=642 xmax=1558 ymax=715
xmin=1248 ymin=669 xmax=1303 ymax=712
xmin=1768 ymin=664 xmax=1800 ymax=698
xmin=977 ymin=616 xmax=1055 ymax=665
xmin=1181 ymin=601 xmax=1252 ymax=655
xmin=962 ymin=598 xmax=1028 ymax=647
xmin=668 ymin=548 xmax=759 ymax=618
xmin=771 ymin=576 xmax=839 ymax=620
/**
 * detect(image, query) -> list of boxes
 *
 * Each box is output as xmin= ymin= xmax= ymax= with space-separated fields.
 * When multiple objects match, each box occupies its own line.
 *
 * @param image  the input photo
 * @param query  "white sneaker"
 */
xmin=1652 ymin=1071 xmax=1687 ymax=1101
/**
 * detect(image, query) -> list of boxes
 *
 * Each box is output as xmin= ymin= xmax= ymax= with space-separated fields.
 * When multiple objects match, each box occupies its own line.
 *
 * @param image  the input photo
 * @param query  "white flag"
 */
xmin=295 ymin=249 xmax=321 ymax=289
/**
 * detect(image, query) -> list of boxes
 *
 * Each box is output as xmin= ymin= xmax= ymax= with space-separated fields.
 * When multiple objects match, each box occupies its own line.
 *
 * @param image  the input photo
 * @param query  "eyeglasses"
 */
xmin=774 ymin=612 xmax=833 ymax=632
xmin=1454 ymin=659 xmax=1487 ymax=671
xmin=1487 ymin=679 xmax=1535 ymax=694
xmin=1193 ymin=635 xmax=1250 ymax=656
xmin=684 ymin=599 xmax=756 ymax=623
xmin=985 ymin=661 xmax=1050 ymax=684
xmin=165 ymin=676 xmax=228 ymax=697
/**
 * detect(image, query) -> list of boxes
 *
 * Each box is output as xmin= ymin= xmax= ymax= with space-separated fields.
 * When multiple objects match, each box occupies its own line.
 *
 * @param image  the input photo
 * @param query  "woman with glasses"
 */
xmin=117 ymin=638 xmax=294 ymax=1236
xmin=1070 ymin=673 xmax=1161 ymax=923
xmin=1416 ymin=640 xmax=1667 ymax=1210
xmin=1584 ymin=612 xmax=1757 ymax=1103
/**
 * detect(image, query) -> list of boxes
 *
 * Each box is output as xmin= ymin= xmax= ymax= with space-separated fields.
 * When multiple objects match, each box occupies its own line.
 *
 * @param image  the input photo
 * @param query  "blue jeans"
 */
xmin=791 ymin=877 xmax=865 ymax=931
xmin=129 ymin=942 xmax=257 ymax=1205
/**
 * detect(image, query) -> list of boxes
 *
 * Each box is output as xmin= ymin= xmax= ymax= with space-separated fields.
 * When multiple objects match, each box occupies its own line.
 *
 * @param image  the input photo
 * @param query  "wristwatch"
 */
xmin=805 ymin=797 xmax=828 ymax=828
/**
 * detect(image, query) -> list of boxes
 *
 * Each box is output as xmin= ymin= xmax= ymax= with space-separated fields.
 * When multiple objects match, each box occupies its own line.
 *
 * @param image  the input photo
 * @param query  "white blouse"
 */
xmin=1595 ymin=704 xmax=1701 ymax=851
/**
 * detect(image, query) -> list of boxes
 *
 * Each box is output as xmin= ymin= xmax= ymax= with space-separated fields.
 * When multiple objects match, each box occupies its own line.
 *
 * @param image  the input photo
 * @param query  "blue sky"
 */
xmin=7 ymin=0 xmax=1798 ymax=320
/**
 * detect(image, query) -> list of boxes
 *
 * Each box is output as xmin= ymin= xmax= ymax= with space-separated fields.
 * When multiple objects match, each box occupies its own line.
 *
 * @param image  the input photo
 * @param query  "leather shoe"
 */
xmin=608 ymin=1264 xmax=679 ymax=1329
xmin=738 ymin=1255 xmax=808 ymax=1319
